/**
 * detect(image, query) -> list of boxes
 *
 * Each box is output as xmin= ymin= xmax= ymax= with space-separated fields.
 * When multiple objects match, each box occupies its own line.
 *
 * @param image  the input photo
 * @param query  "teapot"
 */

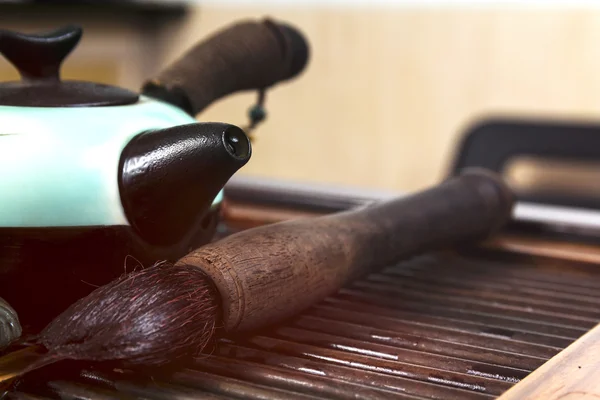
xmin=0 ymin=19 xmax=309 ymax=332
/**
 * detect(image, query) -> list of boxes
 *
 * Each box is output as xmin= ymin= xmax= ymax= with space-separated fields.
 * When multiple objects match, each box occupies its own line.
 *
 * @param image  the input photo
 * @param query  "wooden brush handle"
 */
xmin=176 ymin=168 xmax=515 ymax=332
xmin=141 ymin=18 xmax=309 ymax=116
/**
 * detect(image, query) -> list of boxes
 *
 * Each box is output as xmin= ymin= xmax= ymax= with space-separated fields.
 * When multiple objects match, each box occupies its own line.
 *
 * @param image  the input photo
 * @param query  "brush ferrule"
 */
xmin=176 ymin=249 xmax=244 ymax=331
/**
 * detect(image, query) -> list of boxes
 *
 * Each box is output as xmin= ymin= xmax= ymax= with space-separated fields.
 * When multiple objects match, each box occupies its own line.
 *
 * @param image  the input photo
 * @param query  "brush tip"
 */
xmin=39 ymin=262 xmax=220 ymax=367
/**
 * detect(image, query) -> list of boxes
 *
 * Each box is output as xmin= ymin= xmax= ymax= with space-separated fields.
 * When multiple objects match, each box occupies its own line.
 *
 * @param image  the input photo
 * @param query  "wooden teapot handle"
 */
xmin=176 ymin=168 xmax=515 ymax=332
xmin=142 ymin=18 xmax=309 ymax=116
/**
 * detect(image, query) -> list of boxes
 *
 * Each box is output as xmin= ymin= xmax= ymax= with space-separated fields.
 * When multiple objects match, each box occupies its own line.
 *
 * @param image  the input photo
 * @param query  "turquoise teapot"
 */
xmin=0 ymin=19 xmax=308 ymax=333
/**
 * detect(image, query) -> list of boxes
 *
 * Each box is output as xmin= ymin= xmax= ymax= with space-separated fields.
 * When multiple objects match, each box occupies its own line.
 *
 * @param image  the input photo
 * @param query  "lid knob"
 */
xmin=0 ymin=25 xmax=138 ymax=107
xmin=0 ymin=25 xmax=82 ymax=82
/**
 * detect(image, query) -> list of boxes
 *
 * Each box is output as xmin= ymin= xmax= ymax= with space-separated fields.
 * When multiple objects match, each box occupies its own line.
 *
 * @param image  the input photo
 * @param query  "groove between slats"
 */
xmin=348 ymin=283 xmax=597 ymax=327
xmin=327 ymin=294 xmax=580 ymax=344
xmin=366 ymin=273 xmax=600 ymax=317
xmin=443 ymin=256 xmax=600 ymax=290
xmin=290 ymin=315 xmax=547 ymax=371
xmin=310 ymin=305 xmax=562 ymax=358
xmin=194 ymin=354 xmax=431 ymax=399
xmin=333 ymin=288 xmax=590 ymax=337
xmin=197 ymin=348 xmax=490 ymax=400
xmin=265 ymin=327 xmax=530 ymax=380
xmin=382 ymin=269 xmax=600 ymax=307
xmin=227 ymin=336 xmax=517 ymax=394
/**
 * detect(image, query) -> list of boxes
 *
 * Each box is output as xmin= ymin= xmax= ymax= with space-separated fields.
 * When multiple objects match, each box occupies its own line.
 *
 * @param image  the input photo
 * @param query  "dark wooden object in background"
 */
xmin=0 ymin=1 xmax=188 ymax=23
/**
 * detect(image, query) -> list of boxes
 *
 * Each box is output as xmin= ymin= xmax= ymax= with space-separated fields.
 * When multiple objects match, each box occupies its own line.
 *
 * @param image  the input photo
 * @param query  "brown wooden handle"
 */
xmin=141 ymin=18 xmax=309 ymax=116
xmin=175 ymin=168 xmax=515 ymax=332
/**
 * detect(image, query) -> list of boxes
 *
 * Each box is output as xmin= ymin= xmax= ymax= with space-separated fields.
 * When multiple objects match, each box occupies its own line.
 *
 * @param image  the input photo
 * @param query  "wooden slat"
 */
xmin=484 ymin=235 xmax=600 ymax=266
xmin=221 ymin=200 xmax=322 ymax=230
xmin=499 ymin=323 xmax=600 ymax=399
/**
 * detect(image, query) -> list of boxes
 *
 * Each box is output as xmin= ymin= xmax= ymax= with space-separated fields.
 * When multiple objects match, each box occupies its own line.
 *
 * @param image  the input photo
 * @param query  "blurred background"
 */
xmin=2 ymin=0 xmax=600 ymax=195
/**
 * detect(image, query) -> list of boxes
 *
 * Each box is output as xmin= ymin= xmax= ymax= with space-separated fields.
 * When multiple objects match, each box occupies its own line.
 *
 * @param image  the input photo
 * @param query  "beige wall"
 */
xmin=4 ymin=5 xmax=600 ymax=193
xmin=156 ymin=5 xmax=600 ymax=192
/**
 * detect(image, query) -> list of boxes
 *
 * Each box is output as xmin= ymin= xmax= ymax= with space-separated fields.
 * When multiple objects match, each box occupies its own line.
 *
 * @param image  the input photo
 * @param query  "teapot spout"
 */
xmin=119 ymin=123 xmax=251 ymax=246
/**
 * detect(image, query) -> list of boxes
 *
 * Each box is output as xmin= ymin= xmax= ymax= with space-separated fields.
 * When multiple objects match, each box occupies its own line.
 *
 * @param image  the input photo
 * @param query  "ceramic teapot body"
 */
xmin=0 ymin=26 xmax=251 ymax=328
xmin=0 ymin=16 xmax=308 ymax=331
xmin=0 ymin=98 xmax=223 ymax=229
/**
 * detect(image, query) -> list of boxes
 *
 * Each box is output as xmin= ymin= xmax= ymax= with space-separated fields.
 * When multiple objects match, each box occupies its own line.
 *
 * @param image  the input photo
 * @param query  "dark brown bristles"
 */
xmin=38 ymin=262 xmax=220 ymax=366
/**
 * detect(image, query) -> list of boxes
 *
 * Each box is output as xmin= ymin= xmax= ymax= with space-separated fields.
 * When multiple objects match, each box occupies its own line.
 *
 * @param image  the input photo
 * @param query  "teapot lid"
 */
xmin=0 ymin=25 xmax=139 ymax=107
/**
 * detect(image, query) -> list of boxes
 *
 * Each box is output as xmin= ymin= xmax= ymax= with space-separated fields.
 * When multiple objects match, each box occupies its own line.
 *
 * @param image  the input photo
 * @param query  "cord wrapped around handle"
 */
xmin=142 ymin=18 xmax=309 ymax=116
xmin=176 ymin=168 xmax=515 ymax=332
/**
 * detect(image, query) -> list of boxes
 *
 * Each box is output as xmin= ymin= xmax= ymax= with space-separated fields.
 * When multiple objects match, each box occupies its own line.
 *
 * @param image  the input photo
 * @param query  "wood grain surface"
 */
xmin=485 ymin=235 xmax=600 ymax=266
xmin=499 ymin=323 xmax=600 ymax=400
xmin=177 ymin=169 xmax=513 ymax=332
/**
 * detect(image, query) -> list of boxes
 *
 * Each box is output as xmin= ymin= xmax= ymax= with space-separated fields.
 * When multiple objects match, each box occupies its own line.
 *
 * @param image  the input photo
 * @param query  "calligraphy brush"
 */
xmin=0 ymin=168 xmax=514 ymax=382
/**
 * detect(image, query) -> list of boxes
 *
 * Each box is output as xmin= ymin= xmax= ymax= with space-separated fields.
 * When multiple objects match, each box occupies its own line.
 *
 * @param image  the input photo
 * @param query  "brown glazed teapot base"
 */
xmin=0 ymin=207 xmax=220 ymax=332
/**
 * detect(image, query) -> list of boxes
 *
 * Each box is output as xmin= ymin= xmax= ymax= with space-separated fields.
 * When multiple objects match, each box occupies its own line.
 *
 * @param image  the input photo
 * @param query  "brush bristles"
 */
xmin=38 ymin=262 xmax=220 ymax=366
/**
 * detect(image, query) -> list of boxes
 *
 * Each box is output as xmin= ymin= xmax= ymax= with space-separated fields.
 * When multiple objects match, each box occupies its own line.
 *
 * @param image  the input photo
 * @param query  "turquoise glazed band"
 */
xmin=0 ymin=96 xmax=223 ymax=228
